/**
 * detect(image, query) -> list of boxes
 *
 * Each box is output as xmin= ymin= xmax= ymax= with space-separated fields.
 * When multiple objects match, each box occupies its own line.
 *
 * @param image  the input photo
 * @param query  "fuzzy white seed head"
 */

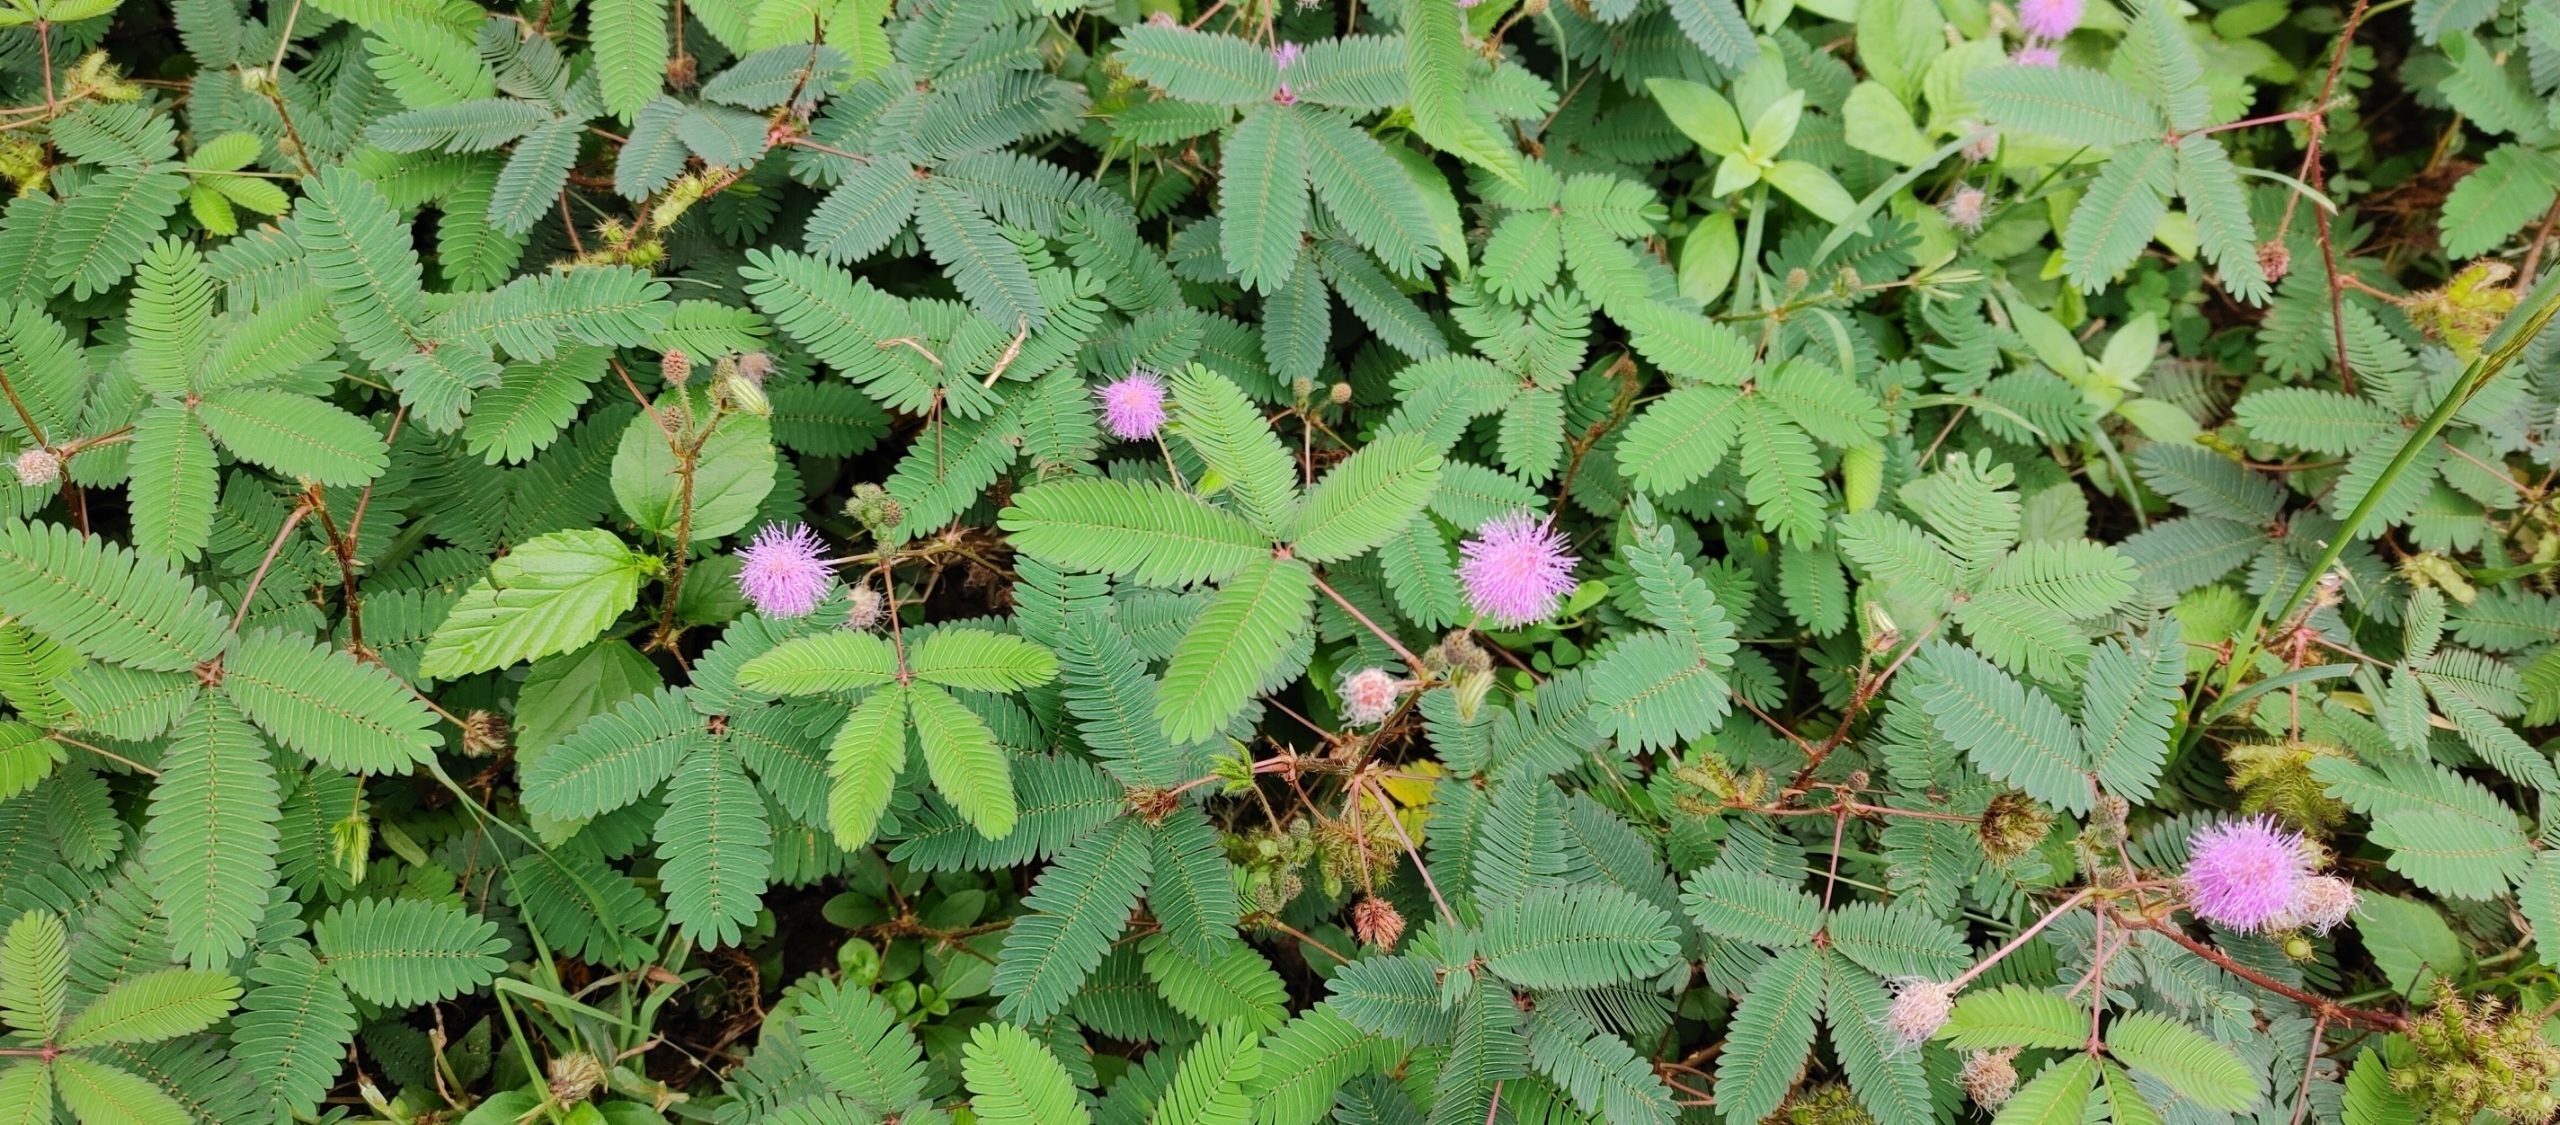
xmin=844 ymin=585 xmax=886 ymax=631
xmin=11 ymin=447 xmax=58 ymax=489
xmin=1961 ymin=1048 xmax=2021 ymax=1107
xmin=1885 ymin=978 xmax=1956 ymax=1048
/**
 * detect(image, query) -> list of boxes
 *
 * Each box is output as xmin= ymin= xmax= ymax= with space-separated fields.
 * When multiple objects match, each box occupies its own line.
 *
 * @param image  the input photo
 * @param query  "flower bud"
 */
xmin=844 ymin=483 xmax=903 ymax=539
xmin=661 ymin=349 xmax=693 ymax=387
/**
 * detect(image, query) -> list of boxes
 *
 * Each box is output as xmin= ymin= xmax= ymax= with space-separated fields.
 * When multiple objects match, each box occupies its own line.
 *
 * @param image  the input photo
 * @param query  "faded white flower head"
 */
xmin=1339 ymin=667 xmax=1406 ymax=726
xmin=1943 ymin=186 xmax=1990 ymax=233
xmin=1884 ymin=978 xmax=1956 ymax=1048
xmin=11 ymin=447 xmax=58 ymax=489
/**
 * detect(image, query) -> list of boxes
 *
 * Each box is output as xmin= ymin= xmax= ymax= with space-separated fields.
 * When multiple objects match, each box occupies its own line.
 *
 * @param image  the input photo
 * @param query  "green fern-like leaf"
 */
xmin=521 ymin=686 xmax=704 ymax=820
xmin=2104 ymin=1011 xmax=2257 ymax=1112
xmin=910 ymin=682 xmax=1018 ymax=839
xmin=229 ymin=940 xmax=357 ymax=1121
xmin=48 ymin=167 xmax=188 ymax=302
xmin=964 ymin=1021 xmax=1091 ymax=1125
xmin=1156 ymin=556 xmax=1314 ymax=742
xmin=1170 ymin=364 xmax=1300 ymax=538
xmin=1001 ymin=478 xmax=1271 ymax=587
xmin=223 ymin=628 xmax=440 ymax=775
xmin=909 ymin=629 xmax=1059 ymax=693
xmin=799 ymin=977 xmax=928 ymax=1113
xmin=50 ymin=1055 xmax=191 ymax=1125
xmin=2063 ymin=140 xmax=2175 ymax=294
xmin=823 ymin=686 xmax=909 ymax=849
xmin=195 ymin=389 xmax=389 ymax=486
xmin=1939 ymin=984 xmax=2086 ymax=1050
xmin=1148 ymin=807 xmax=1241 ymax=960
xmin=58 ymin=968 xmax=239 ymax=1048
xmin=994 ymin=817 xmax=1150 ymax=1023
xmin=1153 ymin=1019 xmax=1263 ymax=1125
xmin=1528 ymin=1001 xmax=1679 ymax=1125
xmin=1971 ymin=64 xmax=2163 ymax=146
xmin=1219 ymin=104 xmax=1311 ymax=293
xmin=1289 ymin=434 xmax=1443 ymax=563
xmin=1909 ymin=642 xmax=2094 ymax=813
xmin=1824 ymin=958 xmax=1937 ymax=1125
xmin=593 ymin=0 xmax=669 ymax=117
xmin=123 ymin=405 xmax=217 ymax=564
xmin=0 ymin=521 xmax=224 ymax=672
xmin=0 ymin=911 xmax=66 ymax=1038
xmin=312 ymin=898 xmax=509 ymax=1007
xmin=1245 ymin=1002 xmax=1386 ymax=1125
xmin=1681 ymin=868 xmax=1821 ymax=948
xmin=145 ymin=693 xmax=279 ymax=968
xmin=288 ymin=167 xmax=429 ymax=372
xmin=1115 ymin=24 xmax=1276 ymax=105
xmin=655 ymin=739 xmax=772 ymax=947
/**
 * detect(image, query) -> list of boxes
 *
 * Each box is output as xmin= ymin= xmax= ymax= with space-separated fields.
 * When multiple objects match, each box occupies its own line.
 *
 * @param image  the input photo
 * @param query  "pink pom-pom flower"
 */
xmin=2017 ymin=0 xmax=2083 ymax=41
xmin=2184 ymin=817 xmax=2310 ymax=932
xmin=736 ymin=522 xmax=833 ymax=618
xmin=1457 ymin=511 xmax=1579 ymax=628
xmin=1097 ymin=371 xmax=1169 ymax=441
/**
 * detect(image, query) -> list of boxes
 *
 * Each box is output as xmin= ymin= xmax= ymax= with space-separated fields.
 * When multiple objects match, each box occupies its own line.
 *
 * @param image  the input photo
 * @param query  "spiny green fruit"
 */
xmin=2392 ymin=994 xmax=2560 ymax=1125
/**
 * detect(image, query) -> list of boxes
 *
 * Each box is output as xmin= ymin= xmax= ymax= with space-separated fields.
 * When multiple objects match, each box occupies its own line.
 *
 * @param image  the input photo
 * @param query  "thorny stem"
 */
xmin=231 ymin=497 xmax=316 ymax=635
xmin=36 ymin=23 xmax=53 ymax=118
xmin=1787 ymin=616 xmax=1944 ymax=792
xmin=2215 ymin=267 xmax=2560 ymax=701
xmin=653 ymin=411 xmax=722 ymax=649
xmin=2270 ymin=0 xmax=2372 ymax=394
xmin=47 ymin=732 xmax=159 ymax=777
xmin=310 ymin=494 xmax=364 ymax=653
xmin=2289 ymin=1012 xmax=2331 ymax=1125
xmin=1308 ymin=569 xmax=1429 ymax=672
xmin=1947 ymin=888 xmax=2096 ymax=991
xmin=1257 ymin=916 xmax=1350 ymax=965
xmin=0 ymin=361 xmax=47 ymax=448
xmin=1365 ymin=776 xmax=1457 ymax=926
xmin=2123 ymin=914 xmax=2407 ymax=1030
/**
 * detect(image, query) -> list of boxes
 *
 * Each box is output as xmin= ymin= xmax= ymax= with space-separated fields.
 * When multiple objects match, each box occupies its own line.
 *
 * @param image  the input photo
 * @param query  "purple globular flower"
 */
xmin=2017 ymin=0 xmax=2083 ymax=41
xmin=1457 ymin=511 xmax=1579 ymax=628
xmin=2184 ymin=816 xmax=2310 ymax=932
xmin=2011 ymin=44 xmax=2060 ymax=67
xmin=1097 ymin=371 xmax=1169 ymax=440
xmin=737 ymin=522 xmax=833 ymax=618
